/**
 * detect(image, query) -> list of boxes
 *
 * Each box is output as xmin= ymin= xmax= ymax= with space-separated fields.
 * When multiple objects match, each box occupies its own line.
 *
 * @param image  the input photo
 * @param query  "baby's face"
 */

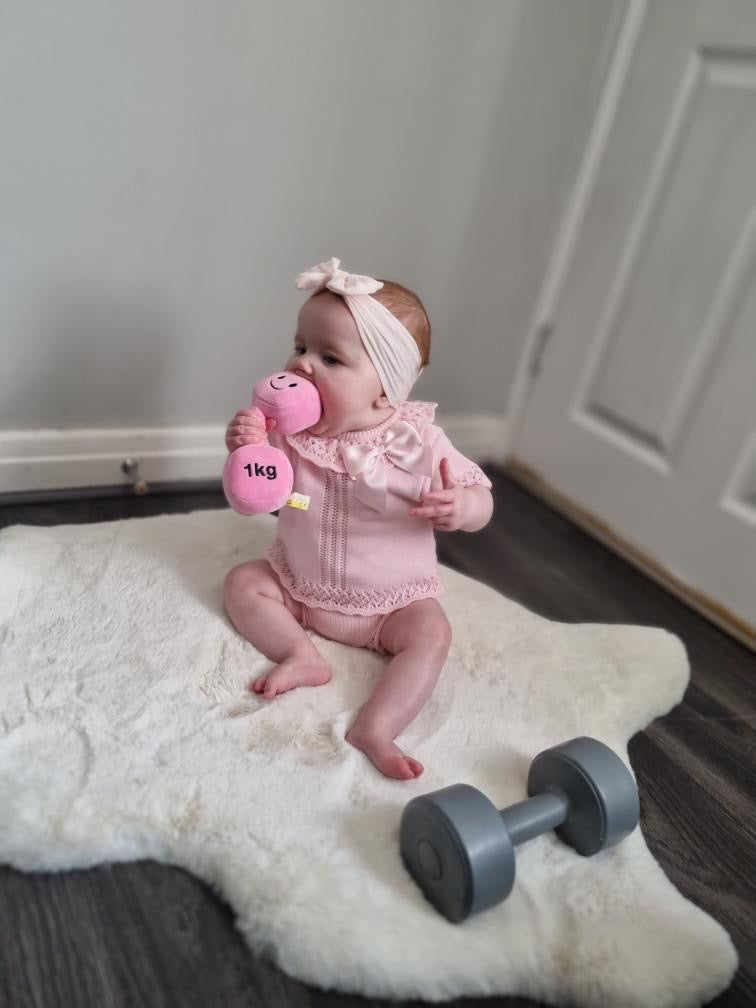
xmin=283 ymin=291 xmax=392 ymax=437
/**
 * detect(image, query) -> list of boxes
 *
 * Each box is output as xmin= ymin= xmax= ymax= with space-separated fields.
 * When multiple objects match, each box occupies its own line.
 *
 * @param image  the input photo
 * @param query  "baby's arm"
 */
xmin=409 ymin=457 xmax=493 ymax=532
xmin=459 ymin=483 xmax=493 ymax=531
xmin=409 ymin=427 xmax=494 ymax=532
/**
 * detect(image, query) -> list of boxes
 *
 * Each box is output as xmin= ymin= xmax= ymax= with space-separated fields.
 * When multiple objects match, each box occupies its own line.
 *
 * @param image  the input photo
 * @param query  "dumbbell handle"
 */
xmin=499 ymin=790 xmax=569 ymax=847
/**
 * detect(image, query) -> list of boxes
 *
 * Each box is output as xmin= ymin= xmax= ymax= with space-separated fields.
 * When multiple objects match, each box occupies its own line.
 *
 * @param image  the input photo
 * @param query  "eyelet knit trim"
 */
xmin=265 ymin=538 xmax=444 ymax=615
xmin=284 ymin=400 xmax=438 ymax=472
xmin=455 ymin=466 xmax=492 ymax=489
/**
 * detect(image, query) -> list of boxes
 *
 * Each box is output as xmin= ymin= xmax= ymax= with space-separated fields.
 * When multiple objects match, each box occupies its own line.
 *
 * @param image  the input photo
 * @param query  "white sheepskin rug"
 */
xmin=0 ymin=509 xmax=738 ymax=1007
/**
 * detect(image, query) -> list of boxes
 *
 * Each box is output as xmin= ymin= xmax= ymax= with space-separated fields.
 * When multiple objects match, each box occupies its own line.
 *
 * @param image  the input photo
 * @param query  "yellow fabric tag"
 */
xmin=286 ymin=492 xmax=310 ymax=511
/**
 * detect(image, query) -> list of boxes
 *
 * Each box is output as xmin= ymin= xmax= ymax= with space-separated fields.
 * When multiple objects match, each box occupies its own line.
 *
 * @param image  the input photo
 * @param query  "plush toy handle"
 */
xmin=247 ymin=404 xmax=275 ymax=437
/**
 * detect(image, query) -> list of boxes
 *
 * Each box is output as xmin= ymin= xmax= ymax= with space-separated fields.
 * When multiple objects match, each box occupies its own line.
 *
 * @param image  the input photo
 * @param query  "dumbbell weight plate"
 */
xmin=400 ymin=783 xmax=516 ymax=922
xmin=528 ymin=736 xmax=640 ymax=855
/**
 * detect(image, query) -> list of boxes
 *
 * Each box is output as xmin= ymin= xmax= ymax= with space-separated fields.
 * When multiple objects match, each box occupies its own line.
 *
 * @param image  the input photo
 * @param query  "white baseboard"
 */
xmin=0 ymin=413 xmax=508 ymax=496
xmin=0 ymin=426 xmax=225 ymax=495
xmin=435 ymin=411 xmax=509 ymax=469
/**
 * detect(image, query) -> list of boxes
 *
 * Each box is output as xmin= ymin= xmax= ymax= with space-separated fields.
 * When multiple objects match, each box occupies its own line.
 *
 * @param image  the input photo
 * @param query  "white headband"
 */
xmin=294 ymin=257 xmax=424 ymax=406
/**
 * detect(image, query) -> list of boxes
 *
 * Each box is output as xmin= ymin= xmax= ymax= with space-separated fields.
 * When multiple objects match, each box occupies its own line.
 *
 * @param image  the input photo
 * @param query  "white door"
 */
xmin=509 ymin=0 xmax=756 ymax=644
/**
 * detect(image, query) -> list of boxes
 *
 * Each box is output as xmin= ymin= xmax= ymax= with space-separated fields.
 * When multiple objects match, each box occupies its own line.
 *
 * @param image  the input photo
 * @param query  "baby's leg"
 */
xmin=346 ymin=599 xmax=452 ymax=780
xmin=223 ymin=560 xmax=331 ymax=699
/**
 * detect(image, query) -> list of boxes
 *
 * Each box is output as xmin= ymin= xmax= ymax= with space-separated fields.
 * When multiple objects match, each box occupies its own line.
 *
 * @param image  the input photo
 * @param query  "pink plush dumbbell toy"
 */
xmin=223 ymin=371 xmax=322 ymax=514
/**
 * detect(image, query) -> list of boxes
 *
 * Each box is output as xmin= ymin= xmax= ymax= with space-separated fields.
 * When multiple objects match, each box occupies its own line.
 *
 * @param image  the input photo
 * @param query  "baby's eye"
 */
xmin=292 ymin=344 xmax=340 ymax=366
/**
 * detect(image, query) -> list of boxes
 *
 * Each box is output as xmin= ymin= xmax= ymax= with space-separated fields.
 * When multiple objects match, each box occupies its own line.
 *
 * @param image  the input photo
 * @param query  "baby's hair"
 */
xmin=371 ymin=280 xmax=431 ymax=367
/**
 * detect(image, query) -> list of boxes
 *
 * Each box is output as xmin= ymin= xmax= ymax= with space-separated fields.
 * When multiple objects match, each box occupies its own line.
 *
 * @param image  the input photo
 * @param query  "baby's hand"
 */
xmin=409 ymin=457 xmax=467 ymax=531
xmin=225 ymin=409 xmax=277 ymax=453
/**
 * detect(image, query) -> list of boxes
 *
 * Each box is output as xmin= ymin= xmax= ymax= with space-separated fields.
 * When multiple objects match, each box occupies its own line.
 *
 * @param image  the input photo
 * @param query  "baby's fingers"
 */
xmin=232 ymin=413 xmax=264 ymax=429
xmin=228 ymin=416 xmax=265 ymax=435
xmin=226 ymin=427 xmax=267 ymax=451
xmin=231 ymin=412 xmax=276 ymax=432
xmin=409 ymin=504 xmax=450 ymax=517
xmin=231 ymin=422 xmax=264 ymax=434
xmin=227 ymin=433 xmax=266 ymax=450
xmin=225 ymin=409 xmax=275 ymax=452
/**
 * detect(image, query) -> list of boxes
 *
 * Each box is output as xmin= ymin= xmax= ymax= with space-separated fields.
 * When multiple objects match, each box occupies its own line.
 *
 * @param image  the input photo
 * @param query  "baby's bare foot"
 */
xmin=345 ymin=728 xmax=424 ymax=780
xmin=252 ymin=652 xmax=331 ymax=699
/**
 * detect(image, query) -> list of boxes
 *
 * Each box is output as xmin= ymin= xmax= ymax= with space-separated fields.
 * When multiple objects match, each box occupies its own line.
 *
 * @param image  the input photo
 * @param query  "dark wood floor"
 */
xmin=1 ymin=466 xmax=753 ymax=1008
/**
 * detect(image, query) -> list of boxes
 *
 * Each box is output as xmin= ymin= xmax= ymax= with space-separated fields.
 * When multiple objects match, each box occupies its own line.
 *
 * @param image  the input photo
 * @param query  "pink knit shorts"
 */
xmin=300 ymin=604 xmax=391 ymax=655
xmin=268 ymin=562 xmax=391 ymax=655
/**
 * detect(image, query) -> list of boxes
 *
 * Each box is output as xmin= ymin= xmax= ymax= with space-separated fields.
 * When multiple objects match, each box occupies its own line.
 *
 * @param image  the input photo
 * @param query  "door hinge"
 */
xmin=529 ymin=321 xmax=554 ymax=378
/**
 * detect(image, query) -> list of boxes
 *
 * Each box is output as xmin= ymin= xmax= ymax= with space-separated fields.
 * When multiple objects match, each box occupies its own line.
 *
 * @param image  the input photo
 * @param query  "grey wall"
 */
xmin=0 ymin=0 xmax=620 ymax=430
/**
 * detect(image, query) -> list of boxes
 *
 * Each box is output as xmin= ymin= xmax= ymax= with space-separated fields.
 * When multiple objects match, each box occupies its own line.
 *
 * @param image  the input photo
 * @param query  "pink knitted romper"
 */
xmin=263 ymin=400 xmax=492 ymax=655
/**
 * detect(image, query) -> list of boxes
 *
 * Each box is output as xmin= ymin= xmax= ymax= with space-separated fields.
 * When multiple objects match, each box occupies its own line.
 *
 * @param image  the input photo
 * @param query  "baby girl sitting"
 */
xmin=224 ymin=257 xmax=493 ymax=780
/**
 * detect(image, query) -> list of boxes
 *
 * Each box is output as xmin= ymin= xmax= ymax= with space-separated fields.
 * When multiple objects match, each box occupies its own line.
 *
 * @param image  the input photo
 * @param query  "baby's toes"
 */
xmin=385 ymin=756 xmax=417 ymax=781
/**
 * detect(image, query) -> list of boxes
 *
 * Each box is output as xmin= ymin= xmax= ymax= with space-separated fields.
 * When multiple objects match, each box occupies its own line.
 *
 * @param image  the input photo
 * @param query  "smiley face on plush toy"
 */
xmin=250 ymin=372 xmax=322 ymax=436
xmin=269 ymin=376 xmax=295 ymax=389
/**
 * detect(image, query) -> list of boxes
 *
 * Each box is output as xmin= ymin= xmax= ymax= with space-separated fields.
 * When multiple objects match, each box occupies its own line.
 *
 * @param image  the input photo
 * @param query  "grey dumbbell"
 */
xmin=400 ymin=736 xmax=640 ymax=923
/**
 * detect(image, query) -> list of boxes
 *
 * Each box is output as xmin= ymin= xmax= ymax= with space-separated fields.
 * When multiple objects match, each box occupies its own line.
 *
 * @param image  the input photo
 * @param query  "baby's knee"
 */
xmin=223 ymin=560 xmax=271 ymax=607
xmin=383 ymin=599 xmax=452 ymax=658
xmin=416 ymin=601 xmax=452 ymax=660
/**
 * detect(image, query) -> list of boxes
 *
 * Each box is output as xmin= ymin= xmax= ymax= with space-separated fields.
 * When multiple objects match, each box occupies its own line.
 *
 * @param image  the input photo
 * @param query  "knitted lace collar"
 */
xmin=284 ymin=400 xmax=437 ymax=472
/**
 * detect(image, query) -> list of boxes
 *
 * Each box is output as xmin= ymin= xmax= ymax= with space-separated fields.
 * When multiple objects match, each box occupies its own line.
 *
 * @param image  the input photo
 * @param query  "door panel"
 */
xmin=513 ymin=0 xmax=756 ymax=639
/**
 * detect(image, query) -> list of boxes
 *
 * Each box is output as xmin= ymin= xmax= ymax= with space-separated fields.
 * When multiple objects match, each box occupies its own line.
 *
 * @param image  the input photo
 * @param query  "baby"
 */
xmin=224 ymin=257 xmax=493 ymax=781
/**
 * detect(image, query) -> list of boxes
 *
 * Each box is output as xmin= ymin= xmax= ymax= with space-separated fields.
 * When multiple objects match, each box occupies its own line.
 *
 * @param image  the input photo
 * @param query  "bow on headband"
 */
xmin=294 ymin=256 xmax=424 ymax=406
xmin=340 ymin=420 xmax=433 ymax=512
xmin=296 ymin=257 xmax=384 ymax=296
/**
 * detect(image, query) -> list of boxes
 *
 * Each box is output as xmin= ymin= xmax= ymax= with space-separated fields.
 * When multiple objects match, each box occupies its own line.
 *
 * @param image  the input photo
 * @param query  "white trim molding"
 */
xmin=0 ymin=426 xmax=227 ymax=495
xmin=0 ymin=413 xmax=508 ymax=496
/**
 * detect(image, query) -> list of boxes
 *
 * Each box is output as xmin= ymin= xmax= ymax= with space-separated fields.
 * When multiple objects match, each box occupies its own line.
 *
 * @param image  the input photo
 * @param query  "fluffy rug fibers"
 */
xmin=0 ymin=509 xmax=738 ymax=1006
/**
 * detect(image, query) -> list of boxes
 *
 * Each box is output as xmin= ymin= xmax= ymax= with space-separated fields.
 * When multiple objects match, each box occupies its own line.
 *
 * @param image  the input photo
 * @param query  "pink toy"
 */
xmin=223 ymin=371 xmax=322 ymax=515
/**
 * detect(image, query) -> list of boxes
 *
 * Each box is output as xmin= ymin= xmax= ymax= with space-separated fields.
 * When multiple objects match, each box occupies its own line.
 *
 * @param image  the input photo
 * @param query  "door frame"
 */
xmin=503 ymin=0 xmax=646 ymax=458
